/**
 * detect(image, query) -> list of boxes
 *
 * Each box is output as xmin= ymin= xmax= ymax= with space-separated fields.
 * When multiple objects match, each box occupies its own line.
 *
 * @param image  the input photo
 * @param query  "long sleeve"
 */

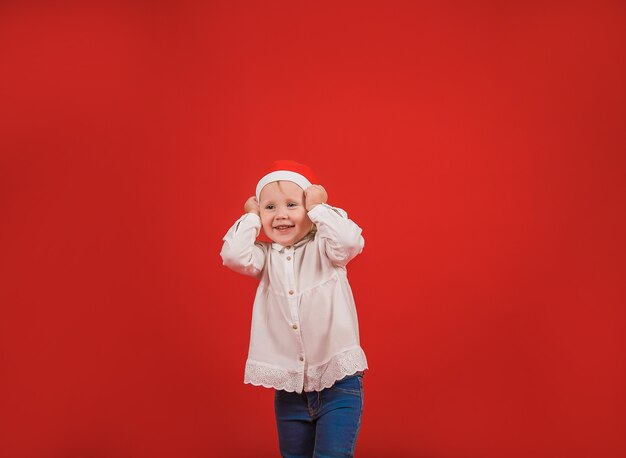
xmin=220 ymin=212 xmax=266 ymax=278
xmin=307 ymin=203 xmax=365 ymax=267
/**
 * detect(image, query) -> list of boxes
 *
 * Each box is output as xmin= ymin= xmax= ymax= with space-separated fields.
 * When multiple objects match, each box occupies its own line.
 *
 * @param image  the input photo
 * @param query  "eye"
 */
xmin=288 ymin=202 xmax=297 ymax=207
xmin=265 ymin=204 xmax=274 ymax=210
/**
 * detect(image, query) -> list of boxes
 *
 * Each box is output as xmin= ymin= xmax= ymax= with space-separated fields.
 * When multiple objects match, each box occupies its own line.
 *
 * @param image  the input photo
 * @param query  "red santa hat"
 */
xmin=256 ymin=160 xmax=318 ymax=201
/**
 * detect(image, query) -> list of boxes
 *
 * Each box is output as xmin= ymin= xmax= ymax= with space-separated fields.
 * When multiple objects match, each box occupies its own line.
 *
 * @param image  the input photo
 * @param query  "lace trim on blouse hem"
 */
xmin=244 ymin=347 xmax=368 ymax=393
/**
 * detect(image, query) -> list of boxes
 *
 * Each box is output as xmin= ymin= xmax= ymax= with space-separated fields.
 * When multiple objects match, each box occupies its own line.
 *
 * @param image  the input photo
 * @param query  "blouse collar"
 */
xmin=271 ymin=232 xmax=314 ymax=252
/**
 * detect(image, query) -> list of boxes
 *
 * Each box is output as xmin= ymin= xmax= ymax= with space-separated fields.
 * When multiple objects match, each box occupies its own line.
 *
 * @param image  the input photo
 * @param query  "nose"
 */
xmin=276 ymin=205 xmax=288 ymax=219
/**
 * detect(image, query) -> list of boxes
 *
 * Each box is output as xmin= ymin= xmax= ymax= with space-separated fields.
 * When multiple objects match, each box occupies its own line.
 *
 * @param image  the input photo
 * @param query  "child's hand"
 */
xmin=304 ymin=185 xmax=328 ymax=211
xmin=244 ymin=196 xmax=260 ymax=216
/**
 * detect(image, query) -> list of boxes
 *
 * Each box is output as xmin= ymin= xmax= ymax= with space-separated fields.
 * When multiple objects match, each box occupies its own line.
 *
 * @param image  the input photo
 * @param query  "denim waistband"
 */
xmin=347 ymin=370 xmax=364 ymax=378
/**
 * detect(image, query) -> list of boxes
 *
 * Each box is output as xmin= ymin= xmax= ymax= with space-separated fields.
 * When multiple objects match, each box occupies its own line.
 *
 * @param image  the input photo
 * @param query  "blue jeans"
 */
xmin=274 ymin=371 xmax=365 ymax=458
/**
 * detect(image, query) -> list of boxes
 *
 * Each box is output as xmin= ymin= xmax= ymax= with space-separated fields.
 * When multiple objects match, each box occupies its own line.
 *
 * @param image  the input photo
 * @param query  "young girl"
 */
xmin=220 ymin=159 xmax=369 ymax=457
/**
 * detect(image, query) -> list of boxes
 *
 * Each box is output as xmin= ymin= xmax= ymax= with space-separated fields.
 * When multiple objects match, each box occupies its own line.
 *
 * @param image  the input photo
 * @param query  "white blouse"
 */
xmin=220 ymin=203 xmax=369 ymax=393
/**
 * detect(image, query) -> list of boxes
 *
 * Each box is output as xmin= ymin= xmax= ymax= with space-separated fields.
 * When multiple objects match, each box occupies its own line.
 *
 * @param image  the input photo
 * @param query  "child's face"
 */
xmin=259 ymin=181 xmax=314 ymax=247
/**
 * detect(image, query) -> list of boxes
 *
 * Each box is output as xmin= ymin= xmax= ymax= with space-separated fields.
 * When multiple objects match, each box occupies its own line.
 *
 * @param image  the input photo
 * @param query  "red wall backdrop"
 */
xmin=1 ymin=1 xmax=625 ymax=457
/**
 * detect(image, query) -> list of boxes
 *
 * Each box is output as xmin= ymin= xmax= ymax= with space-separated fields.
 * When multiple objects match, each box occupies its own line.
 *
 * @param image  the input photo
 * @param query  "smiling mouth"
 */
xmin=274 ymin=225 xmax=295 ymax=231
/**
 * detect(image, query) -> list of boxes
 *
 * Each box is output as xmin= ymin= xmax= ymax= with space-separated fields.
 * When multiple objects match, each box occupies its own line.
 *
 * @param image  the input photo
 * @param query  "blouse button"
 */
xmin=288 ymin=290 xmax=294 ymax=295
xmin=299 ymin=356 xmax=304 ymax=361
xmin=292 ymin=324 xmax=298 ymax=329
xmin=286 ymin=246 xmax=291 ymax=250
xmin=286 ymin=256 xmax=291 ymax=261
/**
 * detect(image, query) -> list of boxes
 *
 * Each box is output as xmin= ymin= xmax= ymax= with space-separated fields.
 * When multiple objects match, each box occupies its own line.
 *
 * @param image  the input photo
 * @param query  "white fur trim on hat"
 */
xmin=256 ymin=170 xmax=312 ymax=201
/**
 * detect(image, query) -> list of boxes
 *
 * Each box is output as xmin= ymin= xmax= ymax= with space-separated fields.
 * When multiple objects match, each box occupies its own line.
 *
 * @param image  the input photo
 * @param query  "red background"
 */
xmin=1 ymin=1 xmax=625 ymax=457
